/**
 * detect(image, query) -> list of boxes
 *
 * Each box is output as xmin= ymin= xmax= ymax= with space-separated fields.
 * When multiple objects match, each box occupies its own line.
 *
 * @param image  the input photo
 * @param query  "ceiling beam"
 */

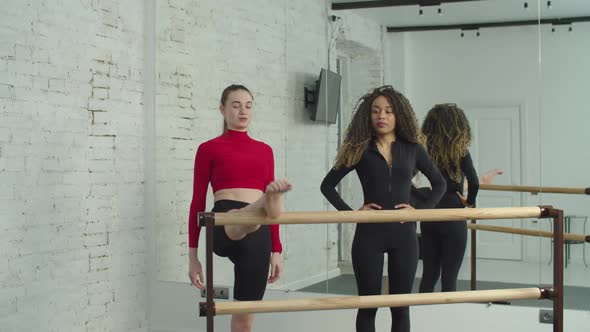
xmin=332 ymin=0 xmax=484 ymax=11
xmin=386 ymin=16 xmax=590 ymax=32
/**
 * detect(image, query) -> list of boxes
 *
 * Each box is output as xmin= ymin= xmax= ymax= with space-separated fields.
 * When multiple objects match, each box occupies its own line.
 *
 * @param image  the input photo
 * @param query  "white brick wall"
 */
xmin=155 ymin=0 xmax=299 ymax=285
xmin=155 ymin=0 xmax=383 ymax=290
xmin=0 ymin=0 xmax=147 ymax=331
xmin=0 ymin=0 xmax=385 ymax=330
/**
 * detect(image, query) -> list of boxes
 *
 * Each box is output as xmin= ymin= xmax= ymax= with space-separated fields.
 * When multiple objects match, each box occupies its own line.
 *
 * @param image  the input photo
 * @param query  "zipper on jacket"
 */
xmin=374 ymin=144 xmax=394 ymax=194
xmin=388 ymin=165 xmax=392 ymax=193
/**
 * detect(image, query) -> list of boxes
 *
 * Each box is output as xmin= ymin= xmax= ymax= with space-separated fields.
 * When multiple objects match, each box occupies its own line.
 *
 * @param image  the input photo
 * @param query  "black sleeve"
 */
xmin=415 ymin=145 xmax=446 ymax=209
xmin=320 ymin=165 xmax=356 ymax=211
xmin=461 ymin=151 xmax=479 ymax=206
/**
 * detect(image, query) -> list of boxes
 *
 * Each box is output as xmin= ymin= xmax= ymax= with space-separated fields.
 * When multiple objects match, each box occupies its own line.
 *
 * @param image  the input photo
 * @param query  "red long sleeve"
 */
xmin=188 ymin=144 xmax=211 ymax=248
xmin=188 ymin=130 xmax=283 ymax=253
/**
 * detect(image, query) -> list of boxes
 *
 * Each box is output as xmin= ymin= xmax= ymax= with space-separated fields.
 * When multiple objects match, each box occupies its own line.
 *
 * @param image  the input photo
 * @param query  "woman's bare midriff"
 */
xmin=214 ymin=188 xmax=264 ymax=204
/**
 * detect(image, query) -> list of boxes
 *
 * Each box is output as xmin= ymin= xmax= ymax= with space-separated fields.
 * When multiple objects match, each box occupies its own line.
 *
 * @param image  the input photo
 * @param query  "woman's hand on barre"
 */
xmin=394 ymin=203 xmax=415 ymax=223
xmin=358 ymin=203 xmax=382 ymax=210
xmin=394 ymin=203 xmax=415 ymax=210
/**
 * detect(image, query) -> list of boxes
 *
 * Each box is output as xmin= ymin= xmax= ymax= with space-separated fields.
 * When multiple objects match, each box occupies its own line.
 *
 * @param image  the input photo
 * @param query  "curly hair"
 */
xmin=421 ymin=103 xmax=472 ymax=182
xmin=334 ymin=85 xmax=424 ymax=169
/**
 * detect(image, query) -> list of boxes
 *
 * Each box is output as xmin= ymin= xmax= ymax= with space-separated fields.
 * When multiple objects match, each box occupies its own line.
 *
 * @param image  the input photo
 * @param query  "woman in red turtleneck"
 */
xmin=188 ymin=85 xmax=292 ymax=332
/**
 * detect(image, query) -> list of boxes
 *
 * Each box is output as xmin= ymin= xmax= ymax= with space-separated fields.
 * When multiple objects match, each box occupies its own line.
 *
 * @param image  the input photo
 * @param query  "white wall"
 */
xmin=384 ymin=23 xmax=590 ymax=283
xmin=0 ymin=0 xmax=385 ymax=330
xmin=154 ymin=0 xmax=385 ymax=292
xmin=537 ymin=22 xmax=590 ymax=235
xmin=149 ymin=1 xmax=387 ymax=330
xmin=0 ymin=0 xmax=148 ymax=331
xmin=154 ymin=0 xmax=334 ymax=290
xmin=3 ymin=0 xmax=587 ymax=331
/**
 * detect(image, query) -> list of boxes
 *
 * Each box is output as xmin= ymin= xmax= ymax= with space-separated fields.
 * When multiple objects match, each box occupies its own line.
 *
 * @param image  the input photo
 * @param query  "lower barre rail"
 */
xmin=480 ymin=184 xmax=590 ymax=195
xmin=467 ymin=223 xmax=589 ymax=242
xmin=200 ymin=288 xmax=547 ymax=316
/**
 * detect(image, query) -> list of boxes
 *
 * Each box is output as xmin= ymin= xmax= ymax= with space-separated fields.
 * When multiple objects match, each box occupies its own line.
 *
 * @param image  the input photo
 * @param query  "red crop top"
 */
xmin=188 ymin=129 xmax=283 ymax=253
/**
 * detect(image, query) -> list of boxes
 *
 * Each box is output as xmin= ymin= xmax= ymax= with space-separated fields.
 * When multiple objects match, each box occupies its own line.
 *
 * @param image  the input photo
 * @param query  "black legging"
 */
xmin=352 ymin=223 xmax=419 ymax=332
xmin=419 ymin=193 xmax=467 ymax=293
xmin=212 ymin=200 xmax=271 ymax=301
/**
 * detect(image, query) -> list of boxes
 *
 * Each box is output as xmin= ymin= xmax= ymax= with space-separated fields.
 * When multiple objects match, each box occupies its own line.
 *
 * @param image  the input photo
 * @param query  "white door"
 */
xmin=464 ymin=105 xmax=523 ymax=260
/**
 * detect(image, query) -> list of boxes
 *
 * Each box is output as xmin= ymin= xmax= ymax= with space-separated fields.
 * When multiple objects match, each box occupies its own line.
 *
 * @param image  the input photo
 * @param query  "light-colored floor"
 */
xmin=151 ymin=280 xmax=590 ymax=332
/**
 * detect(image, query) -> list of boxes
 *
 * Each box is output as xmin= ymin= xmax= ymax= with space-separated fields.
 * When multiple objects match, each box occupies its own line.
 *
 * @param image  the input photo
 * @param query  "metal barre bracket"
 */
xmin=198 ymin=212 xmax=215 ymax=227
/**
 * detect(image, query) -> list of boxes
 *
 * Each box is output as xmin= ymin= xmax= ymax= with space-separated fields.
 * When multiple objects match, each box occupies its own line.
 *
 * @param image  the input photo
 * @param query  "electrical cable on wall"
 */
xmin=327 ymin=15 xmax=344 ymax=69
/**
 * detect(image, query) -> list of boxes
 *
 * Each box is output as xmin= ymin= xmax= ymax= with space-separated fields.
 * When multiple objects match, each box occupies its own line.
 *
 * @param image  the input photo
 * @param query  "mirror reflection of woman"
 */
xmin=418 ymin=104 xmax=479 ymax=293
xmin=187 ymin=85 xmax=292 ymax=332
xmin=321 ymin=86 xmax=446 ymax=332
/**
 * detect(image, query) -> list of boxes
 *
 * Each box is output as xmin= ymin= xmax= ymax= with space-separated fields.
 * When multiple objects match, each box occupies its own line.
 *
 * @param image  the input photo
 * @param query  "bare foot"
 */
xmin=225 ymin=208 xmax=262 ymax=241
xmin=480 ymin=169 xmax=503 ymax=185
xmin=264 ymin=179 xmax=293 ymax=219
xmin=224 ymin=179 xmax=293 ymax=241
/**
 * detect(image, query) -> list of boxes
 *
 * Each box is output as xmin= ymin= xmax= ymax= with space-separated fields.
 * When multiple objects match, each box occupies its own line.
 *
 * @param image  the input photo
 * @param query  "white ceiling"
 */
xmin=332 ymin=0 xmax=590 ymax=27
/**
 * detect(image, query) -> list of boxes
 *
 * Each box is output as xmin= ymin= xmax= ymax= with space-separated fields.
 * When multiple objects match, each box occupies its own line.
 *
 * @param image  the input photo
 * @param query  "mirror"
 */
xmin=537 ymin=0 xmax=590 ymax=313
xmin=324 ymin=0 xmax=545 ymax=299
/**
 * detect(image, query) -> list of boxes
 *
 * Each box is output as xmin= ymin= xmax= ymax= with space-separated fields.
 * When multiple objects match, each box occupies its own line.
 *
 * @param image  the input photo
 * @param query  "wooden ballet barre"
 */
xmin=480 ymin=184 xmax=590 ymax=195
xmin=201 ymin=206 xmax=565 ymax=332
xmin=467 ymin=223 xmax=590 ymax=242
xmin=200 ymin=287 xmax=549 ymax=316
xmin=199 ymin=206 xmax=546 ymax=226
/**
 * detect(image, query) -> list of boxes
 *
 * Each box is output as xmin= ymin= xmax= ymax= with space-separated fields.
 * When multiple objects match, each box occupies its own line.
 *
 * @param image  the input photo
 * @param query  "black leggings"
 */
xmin=212 ymin=200 xmax=271 ymax=301
xmin=352 ymin=223 xmax=419 ymax=332
xmin=419 ymin=219 xmax=467 ymax=293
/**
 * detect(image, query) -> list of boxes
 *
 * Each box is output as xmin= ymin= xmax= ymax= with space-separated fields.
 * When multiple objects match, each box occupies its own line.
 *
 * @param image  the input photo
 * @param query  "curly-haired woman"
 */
xmin=417 ymin=103 xmax=479 ymax=294
xmin=320 ymin=85 xmax=446 ymax=332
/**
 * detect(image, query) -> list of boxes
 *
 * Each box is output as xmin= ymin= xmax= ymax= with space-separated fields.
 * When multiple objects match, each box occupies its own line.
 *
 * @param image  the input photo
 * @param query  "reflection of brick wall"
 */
xmin=0 ymin=0 xmax=147 ymax=331
xmin=336 ymin=46 xmax=384 ymax=265
xmin=0 ymin=0 xmax=386 ymax=329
